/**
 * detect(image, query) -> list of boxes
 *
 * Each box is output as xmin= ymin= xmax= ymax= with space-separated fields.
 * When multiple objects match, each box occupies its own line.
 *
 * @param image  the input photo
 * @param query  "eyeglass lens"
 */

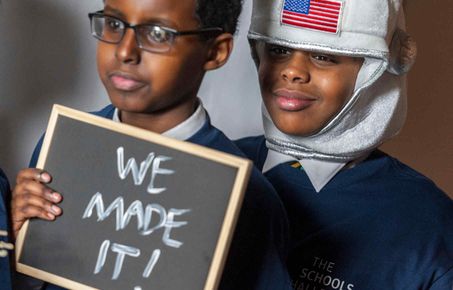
xmin=91 ymin=15 xmax=174 ymax=52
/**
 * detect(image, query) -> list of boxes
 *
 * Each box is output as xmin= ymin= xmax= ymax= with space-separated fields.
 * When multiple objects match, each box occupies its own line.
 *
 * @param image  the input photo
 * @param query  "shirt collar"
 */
xmin=112 ymin=100 xmax=207 ymax=141
xmin=263 ymin=149 xmax=347 ymax=192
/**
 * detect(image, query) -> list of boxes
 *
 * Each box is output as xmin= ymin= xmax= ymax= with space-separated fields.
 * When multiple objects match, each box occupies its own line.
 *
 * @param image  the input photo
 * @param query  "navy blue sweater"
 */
xmin=28 ymin=105 xmax=292 ymax=290
xmin=0 ymin=168 xmax=12 ymax=290
xmin=236 ymin=135 xmax=453 ymax=290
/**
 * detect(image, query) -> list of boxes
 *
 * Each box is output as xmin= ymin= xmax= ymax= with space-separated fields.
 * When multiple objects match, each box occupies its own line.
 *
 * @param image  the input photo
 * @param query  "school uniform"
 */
xmin=25 ymin=103 xmax=292 ymax=290
xmin=0 ymin=168 xmax=13 ymax=290
xmin=236 ymin=136 xmax=453 ymax=290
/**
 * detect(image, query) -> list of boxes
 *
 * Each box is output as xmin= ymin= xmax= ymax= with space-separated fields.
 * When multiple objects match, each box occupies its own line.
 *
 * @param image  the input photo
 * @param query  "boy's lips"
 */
xmin=273 ymin=89 xmax=317 ymax=111
xmin=109 ymin=72 xmax=146 ymax=92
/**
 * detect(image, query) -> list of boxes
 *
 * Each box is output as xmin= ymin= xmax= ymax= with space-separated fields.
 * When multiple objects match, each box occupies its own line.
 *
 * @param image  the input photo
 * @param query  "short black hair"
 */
xmin=101 ymin=0 xmax=242 ymax=34
xmin=195 ymin=0 xmax=243 ymax=34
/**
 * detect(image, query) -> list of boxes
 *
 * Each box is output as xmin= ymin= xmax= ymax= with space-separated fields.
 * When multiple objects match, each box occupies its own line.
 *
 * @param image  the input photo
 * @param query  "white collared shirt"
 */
xmin=262 ymin=149 xmax=347 ymax=192
xmin=112 ymin=100 xmax=207 ymax=141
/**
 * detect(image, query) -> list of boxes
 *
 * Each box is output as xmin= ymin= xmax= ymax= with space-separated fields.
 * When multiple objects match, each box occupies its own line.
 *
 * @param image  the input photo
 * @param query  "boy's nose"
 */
xmin=115 ymin=28 xmax=141 ymax=64
xmin=281 ymin=53 xmax=310 ymax=84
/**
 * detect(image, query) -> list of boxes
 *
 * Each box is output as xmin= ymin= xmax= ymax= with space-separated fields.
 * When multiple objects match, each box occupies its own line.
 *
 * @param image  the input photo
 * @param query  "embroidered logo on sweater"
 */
xmin=281 ymin=0 xmax=343 ymax=34
xmin=292 ymin=256 xmax=356 ymax=290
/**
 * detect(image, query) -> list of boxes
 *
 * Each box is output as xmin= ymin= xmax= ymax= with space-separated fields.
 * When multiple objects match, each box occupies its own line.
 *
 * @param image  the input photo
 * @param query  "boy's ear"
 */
xmin=203 ymin=33 xmax=234 ymax=71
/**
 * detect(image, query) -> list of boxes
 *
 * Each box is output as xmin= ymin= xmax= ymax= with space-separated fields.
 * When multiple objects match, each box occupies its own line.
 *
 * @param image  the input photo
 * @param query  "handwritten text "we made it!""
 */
xmin=82 ymin=146 xmax=191 ymax=289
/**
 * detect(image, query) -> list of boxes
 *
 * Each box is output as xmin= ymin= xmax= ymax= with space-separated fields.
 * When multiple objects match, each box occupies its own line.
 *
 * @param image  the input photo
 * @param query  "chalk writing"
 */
xmin=94 ymin=240 xmax=163 ymax=281
xmin=83 ymin=147 xmax=191 ymax=287
xmin=143 ymin=249 xmax=161 ymax=278
xmin=94 ymin=240 xmax=110 ymax=275
xmin=82 ymin=192 xmax=191 ymax=247
xmin=117 ymin=147 xmax=175 ymax=194
xmin=111 ymin=243 xmax=141 ymax=280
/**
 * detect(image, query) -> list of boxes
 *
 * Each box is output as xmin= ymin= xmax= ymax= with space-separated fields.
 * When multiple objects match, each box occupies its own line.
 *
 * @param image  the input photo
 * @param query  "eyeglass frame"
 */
xmin=88 ymin=10 xmax=224 ymax=53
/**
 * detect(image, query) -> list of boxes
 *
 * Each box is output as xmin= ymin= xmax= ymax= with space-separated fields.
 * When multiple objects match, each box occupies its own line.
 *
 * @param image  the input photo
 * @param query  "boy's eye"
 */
xmin=145 ymin=26 xmax=170 ymax=44
xmin=268 ymin=45 xmax=291 ymax=56
xmin=105 ymin=17 xmax=123 ymax=33
xmin=311 ymin=53 xmax=337 ymax=64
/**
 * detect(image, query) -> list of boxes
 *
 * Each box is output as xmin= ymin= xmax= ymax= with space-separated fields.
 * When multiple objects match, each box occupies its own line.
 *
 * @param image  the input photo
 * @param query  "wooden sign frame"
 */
xmin=15 ymin=104 xmax=252 ymax=290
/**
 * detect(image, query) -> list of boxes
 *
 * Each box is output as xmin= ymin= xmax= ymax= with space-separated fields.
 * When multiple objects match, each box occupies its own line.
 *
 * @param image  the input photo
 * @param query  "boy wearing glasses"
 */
xmin=237 ymin=0 xmax=453 ymax=289
xmin=10 ymin=0 xmax=292 ymax=289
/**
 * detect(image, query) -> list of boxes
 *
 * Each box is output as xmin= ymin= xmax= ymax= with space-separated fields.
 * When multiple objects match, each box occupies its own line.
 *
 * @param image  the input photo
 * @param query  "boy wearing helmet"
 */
xmin=237 ymin=0 xmax=453 ymax=289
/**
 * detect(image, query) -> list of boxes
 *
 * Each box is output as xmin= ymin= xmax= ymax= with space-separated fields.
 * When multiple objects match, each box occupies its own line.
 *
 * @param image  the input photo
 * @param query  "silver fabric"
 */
xmin=249 ymin=0 xmax=402 ymax=59
xmin=251 ymin=0 xmax=413 ymax=162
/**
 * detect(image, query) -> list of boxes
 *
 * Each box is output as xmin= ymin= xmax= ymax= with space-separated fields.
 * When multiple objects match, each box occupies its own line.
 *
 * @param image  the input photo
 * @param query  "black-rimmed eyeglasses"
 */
xmin=88 ymin=11 xmax=224 ymax=53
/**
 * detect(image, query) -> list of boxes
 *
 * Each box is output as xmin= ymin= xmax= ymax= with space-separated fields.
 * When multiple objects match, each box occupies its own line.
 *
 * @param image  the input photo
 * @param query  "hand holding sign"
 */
xmin=15 ymin=105 xmax=251 ymax=290
xmin=10 ymin=169 xmax=62 ymax=239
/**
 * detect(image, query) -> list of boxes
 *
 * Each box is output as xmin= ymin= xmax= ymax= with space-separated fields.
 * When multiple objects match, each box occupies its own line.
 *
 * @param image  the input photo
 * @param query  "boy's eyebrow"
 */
xmin=103 ymin=5 xmax=125 ymax=19
xmin=103 ymin=4 xmax=179 ymax=29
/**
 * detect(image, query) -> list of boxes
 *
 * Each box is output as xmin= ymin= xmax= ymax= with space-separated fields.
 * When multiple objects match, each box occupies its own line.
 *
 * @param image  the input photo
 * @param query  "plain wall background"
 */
xmin=381 ymin=0 xmax=453 ymax=197
xmin=0 ymin=0 xmax=451 ymax=196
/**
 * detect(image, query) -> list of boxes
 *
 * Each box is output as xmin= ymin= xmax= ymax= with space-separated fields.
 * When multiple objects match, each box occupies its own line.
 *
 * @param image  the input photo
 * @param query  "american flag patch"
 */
xmin=281 ymin=0 xmax=343 ymax=34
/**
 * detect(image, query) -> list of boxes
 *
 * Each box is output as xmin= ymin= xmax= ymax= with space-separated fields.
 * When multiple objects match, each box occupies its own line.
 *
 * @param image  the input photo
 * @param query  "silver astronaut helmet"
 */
xmin=250 ymin=0 xmax=417 ymax=161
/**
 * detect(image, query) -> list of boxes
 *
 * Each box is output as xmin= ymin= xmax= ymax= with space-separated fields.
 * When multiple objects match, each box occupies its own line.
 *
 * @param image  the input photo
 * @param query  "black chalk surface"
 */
xmin=15 ymin=105 xmax=251 ymax=290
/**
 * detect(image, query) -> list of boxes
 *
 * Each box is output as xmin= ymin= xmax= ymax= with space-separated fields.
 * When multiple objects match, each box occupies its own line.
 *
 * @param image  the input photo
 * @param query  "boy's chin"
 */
xmin=273 ymin=120 xmax=321 ymax=137
xmin=110 ymin=98 xmax=148 ymax=114
xmin=272 ymin=114 xmax=322 ymax=137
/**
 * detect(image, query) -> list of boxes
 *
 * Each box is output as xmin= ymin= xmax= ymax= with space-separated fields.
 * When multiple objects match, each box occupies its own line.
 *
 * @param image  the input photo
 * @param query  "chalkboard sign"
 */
xmin=15 ymin=105 xmax=251 ymax=290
